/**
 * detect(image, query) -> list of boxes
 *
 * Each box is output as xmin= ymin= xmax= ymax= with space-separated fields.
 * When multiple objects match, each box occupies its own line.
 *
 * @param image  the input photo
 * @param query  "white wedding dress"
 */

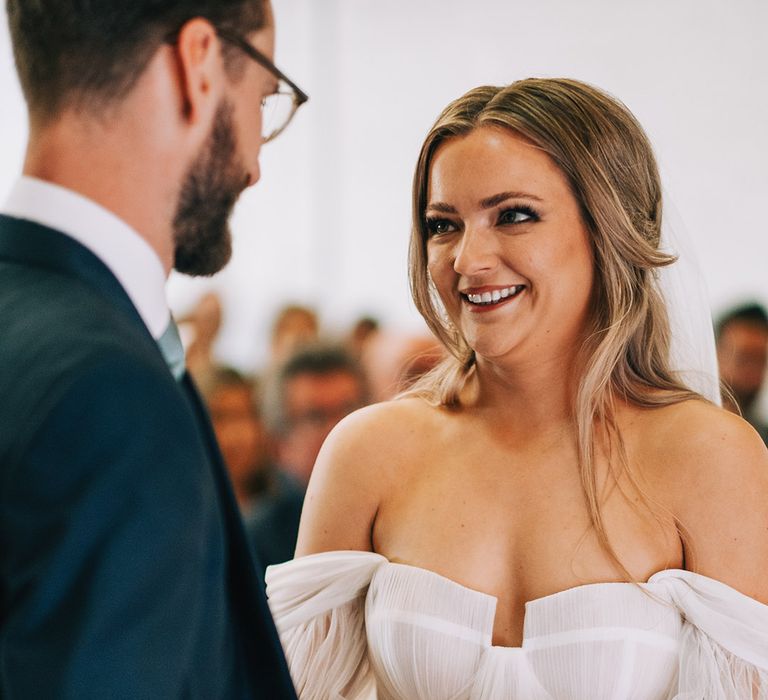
xmin=266 ymin=550 xmax=768 ymax=699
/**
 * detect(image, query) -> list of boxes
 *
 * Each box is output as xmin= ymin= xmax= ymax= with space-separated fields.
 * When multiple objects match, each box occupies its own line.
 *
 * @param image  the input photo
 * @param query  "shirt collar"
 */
xmin=2 ymin=175 xmax=170 ymax=339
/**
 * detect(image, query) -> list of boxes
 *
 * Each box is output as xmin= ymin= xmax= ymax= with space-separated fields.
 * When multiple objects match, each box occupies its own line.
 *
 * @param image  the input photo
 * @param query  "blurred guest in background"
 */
xmin=245 ymin=465 xmax=305 ymax=577
xmin=362 ymin=328 xmax=445 ymax=400
xmin=269 ymin=303 xmax=319 ymax=364
xmin=179 ymin=291 xmax=223 ymax=393
xmin=204 ymin=367 xmax=270 ymax=515
xmin=247 ymin=344 xmax=368 ymax=572
xmin=263 ymin=343 xmax=369 ymax=487
xmin=347 ymin=314 xmax=380 ymax=359
xmin=716 ymin=302 xmax=768 ymax=442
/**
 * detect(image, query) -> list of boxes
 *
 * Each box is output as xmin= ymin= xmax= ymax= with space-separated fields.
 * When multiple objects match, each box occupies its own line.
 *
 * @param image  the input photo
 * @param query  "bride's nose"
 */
xmin=453 ymin=225 xmax=498 ymax=276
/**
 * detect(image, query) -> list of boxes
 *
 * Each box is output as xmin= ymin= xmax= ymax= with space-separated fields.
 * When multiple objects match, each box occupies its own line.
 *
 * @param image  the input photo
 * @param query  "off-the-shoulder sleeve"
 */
xmin=650 ymin=569 xmax=768 ymax=699
xmin=266 ymin=551 xmax=387 ymax=700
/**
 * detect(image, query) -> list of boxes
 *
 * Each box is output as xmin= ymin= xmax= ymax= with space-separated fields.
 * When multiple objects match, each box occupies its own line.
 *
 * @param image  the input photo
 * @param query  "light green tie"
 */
xmin=157 ymin=318 xmax=186 ymax=381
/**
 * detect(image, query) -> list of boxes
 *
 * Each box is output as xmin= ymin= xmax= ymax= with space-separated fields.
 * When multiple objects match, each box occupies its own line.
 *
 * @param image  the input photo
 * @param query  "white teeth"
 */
xmin=464 ymin=285 xmax=523 ymax=306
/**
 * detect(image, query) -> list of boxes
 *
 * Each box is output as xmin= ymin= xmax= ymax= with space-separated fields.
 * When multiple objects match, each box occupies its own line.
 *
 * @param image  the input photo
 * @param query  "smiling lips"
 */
xmin=461 ymin=284 xmax=526 ymax=308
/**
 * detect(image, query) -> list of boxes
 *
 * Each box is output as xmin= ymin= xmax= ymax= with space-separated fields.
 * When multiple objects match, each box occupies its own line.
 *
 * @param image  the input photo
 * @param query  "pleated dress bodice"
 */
xmin=266 ymin=551 xmax=768 ymax=699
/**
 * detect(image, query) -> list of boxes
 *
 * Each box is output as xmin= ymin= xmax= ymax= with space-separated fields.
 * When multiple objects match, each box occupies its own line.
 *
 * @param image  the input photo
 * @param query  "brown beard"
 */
xmin=172 ymin=100 xmax=249 ymax=277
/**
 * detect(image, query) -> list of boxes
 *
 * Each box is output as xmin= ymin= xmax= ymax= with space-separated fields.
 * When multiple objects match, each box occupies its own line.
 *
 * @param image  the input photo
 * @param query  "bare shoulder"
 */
xmin=294 ymin=397 xmax=444 ymax=556
xmin=319 ymin=396 xmax=440 ymax=464
xmin=635 ymin=399 xmax=768 ymax=601
xmin=637 ymin=399 xmax=768 ymax=482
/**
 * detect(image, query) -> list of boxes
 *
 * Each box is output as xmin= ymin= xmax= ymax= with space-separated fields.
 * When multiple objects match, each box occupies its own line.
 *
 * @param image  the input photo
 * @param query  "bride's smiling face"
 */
xmin=425 ymin=126 xmax=595 ymax=365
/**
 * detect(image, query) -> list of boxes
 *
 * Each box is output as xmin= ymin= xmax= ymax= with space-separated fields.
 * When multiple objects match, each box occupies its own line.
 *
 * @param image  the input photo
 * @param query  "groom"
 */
xmin=0 ymin=1 xmax=300 ymax=697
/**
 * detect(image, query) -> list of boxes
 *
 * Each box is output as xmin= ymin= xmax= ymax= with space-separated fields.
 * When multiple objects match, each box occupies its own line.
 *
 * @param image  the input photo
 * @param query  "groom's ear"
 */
xmin=166 ymin=18 xmax=227 ymax=129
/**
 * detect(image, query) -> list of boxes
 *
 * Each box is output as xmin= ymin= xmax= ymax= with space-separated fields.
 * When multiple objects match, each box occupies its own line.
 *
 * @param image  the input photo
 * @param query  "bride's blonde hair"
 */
xmin=407 ymin=78 xmax=701 ymax=575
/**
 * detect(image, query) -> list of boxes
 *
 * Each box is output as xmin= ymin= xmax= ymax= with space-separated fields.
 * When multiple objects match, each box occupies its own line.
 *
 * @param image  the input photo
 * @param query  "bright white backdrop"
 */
xmin=1 ymin=0 xmax=766 ymax=370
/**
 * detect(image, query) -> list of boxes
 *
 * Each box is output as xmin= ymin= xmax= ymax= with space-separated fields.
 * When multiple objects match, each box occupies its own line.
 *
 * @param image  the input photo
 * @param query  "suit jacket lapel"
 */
xmin=0 ymin=214 xmax=147 ymax=334
xmin=180 ymin=373 xmax=297 ymax=696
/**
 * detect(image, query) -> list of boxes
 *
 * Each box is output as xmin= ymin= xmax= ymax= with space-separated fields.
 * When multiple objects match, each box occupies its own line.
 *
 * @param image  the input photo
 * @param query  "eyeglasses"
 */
xmin=216 ymin=28 xmax=308 ymax=143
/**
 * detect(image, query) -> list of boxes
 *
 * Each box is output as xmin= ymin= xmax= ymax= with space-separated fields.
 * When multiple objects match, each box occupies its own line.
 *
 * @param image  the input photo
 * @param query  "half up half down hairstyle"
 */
xmin=407 ymin=78 xmax=703 ymax=577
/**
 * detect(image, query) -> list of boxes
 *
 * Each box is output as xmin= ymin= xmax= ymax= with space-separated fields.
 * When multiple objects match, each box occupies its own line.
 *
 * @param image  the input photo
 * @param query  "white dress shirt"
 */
xmin=2 ymin=175 xmax=169 ymax=339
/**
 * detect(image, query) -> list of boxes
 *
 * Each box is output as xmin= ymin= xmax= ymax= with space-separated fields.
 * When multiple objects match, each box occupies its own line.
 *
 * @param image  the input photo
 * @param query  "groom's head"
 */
xmin=6 ymin=0 xmax=270 ymax=127
xmin=6 ymin=0 xmax=303 ymax=277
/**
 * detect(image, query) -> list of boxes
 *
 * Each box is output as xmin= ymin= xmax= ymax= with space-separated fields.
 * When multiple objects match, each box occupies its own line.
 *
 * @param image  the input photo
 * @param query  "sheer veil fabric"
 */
xmin=657 ymin=197 xmax=721 ymax=404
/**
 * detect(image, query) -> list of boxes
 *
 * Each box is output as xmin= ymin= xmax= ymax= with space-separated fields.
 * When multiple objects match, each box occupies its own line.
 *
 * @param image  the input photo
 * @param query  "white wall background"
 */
xmin=1 ymin=0 xmax=766 ymax=371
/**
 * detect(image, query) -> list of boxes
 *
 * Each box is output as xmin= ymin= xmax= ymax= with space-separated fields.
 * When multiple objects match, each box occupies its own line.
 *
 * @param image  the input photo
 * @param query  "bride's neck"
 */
xmin=470 ymin=352 xmax=579 ymax=429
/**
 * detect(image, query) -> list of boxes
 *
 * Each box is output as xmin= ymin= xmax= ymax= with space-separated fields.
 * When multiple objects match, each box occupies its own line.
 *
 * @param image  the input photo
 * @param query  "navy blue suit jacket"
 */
xmin=0 ymin=214 xmax=297 ymax=699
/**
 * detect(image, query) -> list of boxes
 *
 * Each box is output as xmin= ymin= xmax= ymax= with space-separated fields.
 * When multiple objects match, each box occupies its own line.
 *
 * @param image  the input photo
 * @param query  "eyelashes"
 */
xmin=497 ymin=205 xmax=540 ymax=225
xmin=424 ymin=205 xmax=541 ymax=238
xmin=424 ymin=217 xmax=457 ymax=237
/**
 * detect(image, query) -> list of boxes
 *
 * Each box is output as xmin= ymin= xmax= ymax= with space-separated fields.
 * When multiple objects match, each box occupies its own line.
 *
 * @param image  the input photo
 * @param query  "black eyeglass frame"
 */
xmin=215 ymin=28 xmax=308 ymax=143
xmin=165 ymin=25 xmax=309 ymax=143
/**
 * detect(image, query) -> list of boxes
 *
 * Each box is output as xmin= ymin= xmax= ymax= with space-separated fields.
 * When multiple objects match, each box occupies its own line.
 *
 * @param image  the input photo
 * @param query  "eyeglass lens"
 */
xmin=262 ymin=84 xmax=297 ymax=142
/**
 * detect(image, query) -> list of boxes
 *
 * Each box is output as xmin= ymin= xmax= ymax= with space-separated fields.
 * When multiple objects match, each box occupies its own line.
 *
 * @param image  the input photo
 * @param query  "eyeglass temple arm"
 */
xmin=215 ymin=28 xmax=309 ymax=105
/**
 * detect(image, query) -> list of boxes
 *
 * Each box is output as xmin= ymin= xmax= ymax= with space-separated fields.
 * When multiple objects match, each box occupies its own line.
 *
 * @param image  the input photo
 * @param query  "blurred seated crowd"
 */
xmin=181 ymin=294 xmax=768 ymax=578
xmin=179 ymin=294 xmax=444 ymax=575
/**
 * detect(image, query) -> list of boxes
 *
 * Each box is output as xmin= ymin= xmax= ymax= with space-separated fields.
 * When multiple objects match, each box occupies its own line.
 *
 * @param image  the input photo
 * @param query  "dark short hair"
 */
xmin=6 ymin=0 xmax=268 ymax=120
xmin=263 ymin=344 xmax=369 ymax=433
xmin=205 ymin=364 xmax=254 ymax=392
xmin=715 ymin=302 xmax=768 ymax=340
xmin=203 ymin=364 xmax=261 ymax=412
xmin=271 ymin=304 xmax=318 ymax=339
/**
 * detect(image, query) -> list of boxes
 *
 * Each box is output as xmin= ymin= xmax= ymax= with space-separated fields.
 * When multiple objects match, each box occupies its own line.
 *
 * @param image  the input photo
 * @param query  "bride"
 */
xmin=266 ymin=78 xmax=768 ymax=699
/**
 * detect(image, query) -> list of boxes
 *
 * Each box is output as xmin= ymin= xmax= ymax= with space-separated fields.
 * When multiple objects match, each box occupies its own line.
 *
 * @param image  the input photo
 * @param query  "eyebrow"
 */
xmin=426 ymin=191 xmax=543 ymax=214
